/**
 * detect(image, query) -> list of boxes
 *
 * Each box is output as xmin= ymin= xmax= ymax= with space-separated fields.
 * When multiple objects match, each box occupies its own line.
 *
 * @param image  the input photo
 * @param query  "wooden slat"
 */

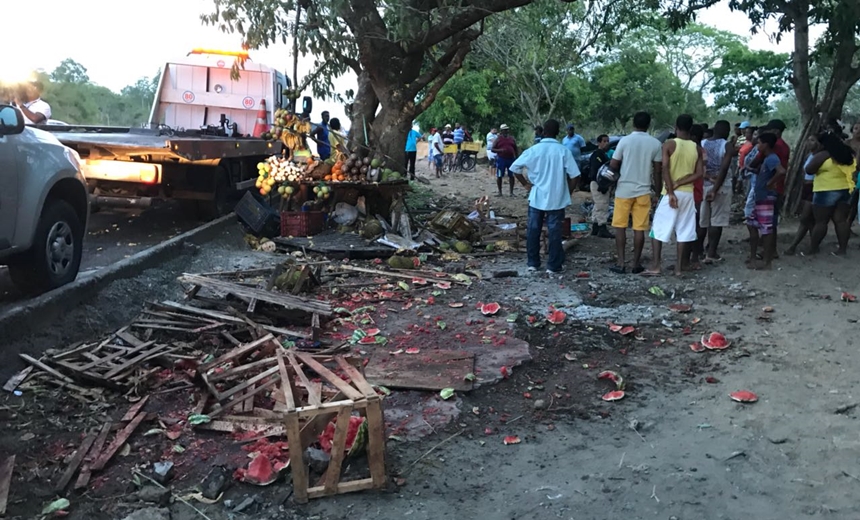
xmin=294 ymin=352 xmax=364 ymax=401
xmin=3 ymin=366 xmax=33 ymax=392
xmin=276 ymin=350 xmax=296 ymax=411
xmin=216 ymin=366 xmax=278 ymax=402
xmin=287 ymin=353 xmax=322 ymax=406
xmin=19 ymin=354 xmax=74 ymax=383
xmin=74 ymin=422 xmax=111 ymax=490
xmin=335 ymin=357 xmax=376 ymax=397
xmin=208 ymin=357 xmax=277 ymax=382
xmin=178 ymin=273 xmax=332 ymax=315
xmin=91 ymin=412 xmax=147 ymax=471
xmin=54 ymin=431 xmax=97 ymax=492
xmin=115 ymin=330 xmax=145 ymax=347
xmin=208 ymin=377 xmax=279 ymax=418
xmin=307 ymin=477 xmax=374 ymax=499
xmin=121 ymin=397 xmax=150 ymax=422
xmin=286 ymin=412 xmax=308 ymax=503
xmin=104 ymin=343 xmax=168 ymax=379
xmin=198 ymin=334 xmax=275 ymax=372
xmin=324 ymin=407 xmax=353 ymax=494
xmin=365 ymin=398 xmax=387 ymax=488
xmin=77 ymin=341 xmax=155 ymax=372
xmin=0 ymin=455 xmax=14 ymax=515
xmin=158 ymin=301 xmax=312 ymax=339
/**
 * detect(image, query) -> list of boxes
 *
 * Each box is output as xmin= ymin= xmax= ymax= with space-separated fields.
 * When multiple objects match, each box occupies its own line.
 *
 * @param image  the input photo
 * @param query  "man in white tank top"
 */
xmin=698 ymin=120 xmax=736 ymax=262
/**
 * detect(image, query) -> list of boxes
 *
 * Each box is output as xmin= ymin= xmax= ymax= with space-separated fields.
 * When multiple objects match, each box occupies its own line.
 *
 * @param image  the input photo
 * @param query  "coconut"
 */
xmin=453 ymin=241 xmax=473 ymax=254
xmin=387 ymin=256 xmax=416 ymax=269
xmin=361 ymin=221 xmax=383 ymax=239
xmin=485 ymin=243 xmax=496 ymax=252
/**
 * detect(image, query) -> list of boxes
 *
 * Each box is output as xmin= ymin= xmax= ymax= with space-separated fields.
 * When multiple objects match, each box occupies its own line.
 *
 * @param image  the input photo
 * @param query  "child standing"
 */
xmin=747 ymin=133 xmax=785 ymax=269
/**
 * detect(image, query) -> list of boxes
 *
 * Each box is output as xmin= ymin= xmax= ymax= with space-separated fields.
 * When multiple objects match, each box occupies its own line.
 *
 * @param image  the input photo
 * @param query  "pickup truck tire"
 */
xmin=8 ymin=199 xmax=84 ymax=294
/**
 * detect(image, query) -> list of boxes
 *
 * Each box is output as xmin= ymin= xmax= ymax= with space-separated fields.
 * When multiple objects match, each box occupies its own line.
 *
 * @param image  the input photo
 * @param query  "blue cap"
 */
xmin=739 ymin=121 xmax=750 ymax=129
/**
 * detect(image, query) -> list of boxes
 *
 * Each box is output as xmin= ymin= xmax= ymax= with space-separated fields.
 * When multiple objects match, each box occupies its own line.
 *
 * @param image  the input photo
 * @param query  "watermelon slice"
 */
xmin=503 ymin=435 xmax=521 ymax=445
xmin=434 ymin=272 xmax=448 ymax=278
xmin=412 ymin=278 xmax=428 ymax=285
xmin=619 ymin=326 xmax=636 ymax=336
xmin=608 ymin=323 xmax=623 ymax=332
xmin=602 ymin=390 xmax=625 ymax=402
xmin=319 ymin=416 xmax=366 ymax=453
xmin=729 ymin=390 xmax=758 ymax=403
xmin=448 ymin=302 xmax=465 ymax=308
xmin=481 ymin=302 xmax=501 ymax=316
xmin=701 ymin=332 xmax=731 ymax=350
xmin=690 ymin=342 xmax=706 ymax=353
xmin=546 ymin=310 xmax=566 ymax=325
xmin=365 ymin=328 xmax=381 ymax=337
xmin=669 ymin=303 xmax=692 ymax=313
xmin=842 ymin=292 xmax=857 ymax=302
xmin=241 ymin=454 xmax=281 ymax=486
xmin=358 ymin=336 xmax=377 ymax=345
xmin=597 ymin=370 xmax=624 ymax=389
xmin=405 ymin=347 xmax=420 ymax=354
xmin=434 ymin=282 xmax=452 ymax=290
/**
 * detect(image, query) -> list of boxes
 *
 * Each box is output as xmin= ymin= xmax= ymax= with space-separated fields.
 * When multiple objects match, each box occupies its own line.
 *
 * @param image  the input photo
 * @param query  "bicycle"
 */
xmin=444 ymin=142 xmax=479 ymax=172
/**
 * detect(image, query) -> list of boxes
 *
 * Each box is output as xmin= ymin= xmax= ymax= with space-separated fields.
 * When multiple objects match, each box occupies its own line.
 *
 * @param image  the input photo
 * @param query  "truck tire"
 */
xmin=8 ymin=199 xmax=84 ymax=294
xmin=193 ymin=169 xmax=232 ymax=221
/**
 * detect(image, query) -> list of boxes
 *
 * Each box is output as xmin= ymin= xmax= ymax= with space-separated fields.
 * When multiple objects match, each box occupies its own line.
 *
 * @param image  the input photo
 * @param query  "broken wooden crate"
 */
xmin=194 ymin=347 xmax=386 ymax=503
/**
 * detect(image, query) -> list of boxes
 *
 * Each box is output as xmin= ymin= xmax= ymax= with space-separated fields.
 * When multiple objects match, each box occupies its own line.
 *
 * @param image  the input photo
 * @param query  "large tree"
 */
xmin=711 ymin=47 xmax=790 ymax=117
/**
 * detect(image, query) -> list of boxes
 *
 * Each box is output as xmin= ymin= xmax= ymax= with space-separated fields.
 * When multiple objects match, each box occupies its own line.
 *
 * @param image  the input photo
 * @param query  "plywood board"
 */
xmin=364 ymin=349 xmax=475 ymax=391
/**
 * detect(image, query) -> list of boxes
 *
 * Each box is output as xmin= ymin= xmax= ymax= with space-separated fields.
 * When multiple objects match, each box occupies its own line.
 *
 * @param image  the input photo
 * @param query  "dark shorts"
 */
xmin=433 ymin=155 xmax=443 ymax=167
xmin=496 ymin=157 xmax=515 ymax=178
xmin=812 ymin=189 xmax=851 ymax=207
xmin=801 ymin=183 xmax=814 ymax=203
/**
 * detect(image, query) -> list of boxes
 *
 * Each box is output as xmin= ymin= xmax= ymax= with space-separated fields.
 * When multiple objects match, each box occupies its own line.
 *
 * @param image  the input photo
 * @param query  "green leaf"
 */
xmin=440 ymin=388 xmax=455 ymax=400
xmin=464 ymin=372 xmax=476 ymax=381
xmin=42 ymin=498 xmax=70 ymax=515
xmin=648 ymin=286 xmax=666 ymax=297
xmin=188 ymin=414 xmax=211 ymax=426
xmin=173 ymin=444 xmax=186 ymax=453
xmin=437 ymin=321 xmax=447 ymax=330
xmin=398 ymin=281 xmax=410 ymax=291
xmin=432 ymin=290 xmax=443 ymax=297
xmin=333 ymin=307 xmax=353 ymax=315
xmin=506 ymin=313 xmax=518 ymax=323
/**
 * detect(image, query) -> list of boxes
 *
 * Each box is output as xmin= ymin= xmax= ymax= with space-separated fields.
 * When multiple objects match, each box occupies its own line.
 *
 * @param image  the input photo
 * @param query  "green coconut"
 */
xmin=453 ymin=241 xmax=473 ymax=254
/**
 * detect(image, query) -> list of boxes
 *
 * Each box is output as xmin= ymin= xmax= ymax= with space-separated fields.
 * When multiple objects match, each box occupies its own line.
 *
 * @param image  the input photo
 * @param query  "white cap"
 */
xmin=499 ymin=124 xmax=509 ymax=130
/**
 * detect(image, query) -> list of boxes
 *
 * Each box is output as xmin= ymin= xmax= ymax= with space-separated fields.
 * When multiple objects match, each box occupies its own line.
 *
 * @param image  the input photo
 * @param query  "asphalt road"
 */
xmin=0 ymin=203 xmax=208 ymax=305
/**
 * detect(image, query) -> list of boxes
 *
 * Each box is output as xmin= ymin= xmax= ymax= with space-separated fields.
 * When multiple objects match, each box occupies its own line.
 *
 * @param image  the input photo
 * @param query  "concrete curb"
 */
xmin=0 ymin=213 xmax=237 ymax=329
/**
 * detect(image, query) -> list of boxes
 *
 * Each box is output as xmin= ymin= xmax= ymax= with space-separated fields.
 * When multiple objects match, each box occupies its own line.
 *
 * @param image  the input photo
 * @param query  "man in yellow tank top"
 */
xmin=645 ymin=114 xmax=704 ymax=276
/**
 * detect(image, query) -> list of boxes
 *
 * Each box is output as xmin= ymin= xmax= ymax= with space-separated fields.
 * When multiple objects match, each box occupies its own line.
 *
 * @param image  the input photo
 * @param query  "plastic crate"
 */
xmin=443 ymin=144 xmax=458 ymax=154
xmin=461 ymin=141 xmax=482 ymax=153
xmin=281 ymin=210 xmax=326 ymax=237
xmin=236 ymin=191 xmax=280 ymax=237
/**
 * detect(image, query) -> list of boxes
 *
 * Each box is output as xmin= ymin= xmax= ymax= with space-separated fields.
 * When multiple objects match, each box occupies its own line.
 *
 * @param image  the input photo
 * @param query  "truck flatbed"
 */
xmin=38 ymin=125 xmax=278 ymax=163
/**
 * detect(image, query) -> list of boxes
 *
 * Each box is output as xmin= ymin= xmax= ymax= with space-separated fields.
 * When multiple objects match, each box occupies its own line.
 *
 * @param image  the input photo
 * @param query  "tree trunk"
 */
xmin=370 ymin=106 xmax=415 ymax=175
xmin=347 ymin=70 xmax=380 ymax=152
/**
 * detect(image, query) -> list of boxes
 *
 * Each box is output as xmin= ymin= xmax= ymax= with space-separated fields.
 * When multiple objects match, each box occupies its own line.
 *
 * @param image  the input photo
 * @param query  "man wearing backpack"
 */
xmin=609 ymin=111 xmax=662 ymax=274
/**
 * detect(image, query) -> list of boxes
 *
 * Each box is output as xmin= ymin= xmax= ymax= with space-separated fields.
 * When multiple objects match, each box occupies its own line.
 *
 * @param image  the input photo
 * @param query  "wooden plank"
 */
xmin=0 ymin=455 xmax=14 ymax=515
xmin=276 ymin=350 xmax=296 ymax=411
xmin=336 ymin=265 xmax=469 ymax=285
xmin=77 ymin=341 xmax=156 ymax=372
xmin=365 ymin=398 xmax=387 ymax=488
xmin=91 ymin=412 xmax=147 ymax=471
xmin=198 ymin=334 xmax=275 ymax=372
xmin=115 ymin=330 xmax=145 ymax=348
xmin=50 ymin=342 xmax=96 ymax=360
xmin=287 ymin=353 xmax=322 ymax=406
xmin=19 ymin=353 xmax=74 ymax=383
xmin=55 ymin=431 xmax=97 ymax=492
xmin=208 ymin=357 xmax=277 ymax=382
xmin=159 ymin=301 xmax=312 ymax=339
xmin=3 ymin=366 xmax=33 ymax=392
xmin=335 ymin=357 xmax=377 ymax=397
xmin=104 ymin=343 xmax=168 ymax=379
xmin=295 ymin=399 xmax=368 ymax=418
xmin=363 ymin=349 xmax=475 ymax=392
xmin=178 ymin=274 xmax=332 ymax=315
xmin=74 ymin=423 xmax=111 ymax=490
xmin=294 ymin=352 xmax=364 ymax=401
xmin=215 ymin=365 xmax=279 ymax=402
xmin=286 ymin=412 xmax=309 ymax=504
xmin=324 ymin=407 xmax=353 ymax=494
xmin=208 ymin=377 xmax=279 ymax=418
xmin=121 ymin=397 xmax=150 ymax=422
xmin=307 ymin=477 xmax=374 ymax=499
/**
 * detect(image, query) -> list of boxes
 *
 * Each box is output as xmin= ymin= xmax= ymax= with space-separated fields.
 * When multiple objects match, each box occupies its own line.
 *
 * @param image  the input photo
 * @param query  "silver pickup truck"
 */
xmin=0 ymin=104 xmax=89 ymax=294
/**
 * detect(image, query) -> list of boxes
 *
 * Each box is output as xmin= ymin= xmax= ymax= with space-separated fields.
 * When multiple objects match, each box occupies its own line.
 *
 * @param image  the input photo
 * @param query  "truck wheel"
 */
xmin=9 ymin=199 xmax=84 ymax=294
xmin=194 ymin=170 xmax=232 ymax=221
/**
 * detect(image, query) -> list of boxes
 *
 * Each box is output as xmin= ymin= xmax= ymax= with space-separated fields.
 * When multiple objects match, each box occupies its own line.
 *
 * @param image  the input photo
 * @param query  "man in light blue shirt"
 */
xmin=511 ymin=119 xmax=581 ymax=275
xmin=562 ymin=124 xmax=586 ymax=164
xmin=405 ymin=127 xmax=422 ymax=180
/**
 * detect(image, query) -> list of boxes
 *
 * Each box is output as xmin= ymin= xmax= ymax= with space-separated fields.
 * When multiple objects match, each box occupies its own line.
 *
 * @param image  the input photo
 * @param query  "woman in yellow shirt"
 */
xmin=806 ymin=131 xmax=857 ymax=255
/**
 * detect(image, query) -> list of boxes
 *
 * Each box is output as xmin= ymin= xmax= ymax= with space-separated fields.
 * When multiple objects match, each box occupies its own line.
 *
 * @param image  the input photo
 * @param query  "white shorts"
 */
xmin=700 ymin=184 xmax=732 ymax=228
xmin=487 ymin=151 xmax=497 ymax=162
xmin=650 ymin=191 xmax=697 ymax=243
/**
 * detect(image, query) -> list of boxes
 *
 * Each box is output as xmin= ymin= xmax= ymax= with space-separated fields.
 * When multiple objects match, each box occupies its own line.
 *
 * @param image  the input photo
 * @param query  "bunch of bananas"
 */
xmin=281 ymin=118 xmax=313 ymax=151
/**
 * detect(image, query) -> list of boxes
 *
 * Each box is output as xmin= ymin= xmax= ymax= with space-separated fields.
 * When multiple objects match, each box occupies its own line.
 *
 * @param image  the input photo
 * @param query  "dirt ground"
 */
xmin=4 ymin=161 xmax=860 ymax=520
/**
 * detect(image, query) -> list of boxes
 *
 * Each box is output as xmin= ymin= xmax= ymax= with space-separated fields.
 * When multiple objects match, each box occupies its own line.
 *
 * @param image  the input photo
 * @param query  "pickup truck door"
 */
xmin=0 ymin=134 xmax=19 ymax=250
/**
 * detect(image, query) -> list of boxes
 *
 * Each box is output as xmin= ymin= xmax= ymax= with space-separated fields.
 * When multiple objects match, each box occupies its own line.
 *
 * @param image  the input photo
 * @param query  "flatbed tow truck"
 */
xmin=39 ymin=49 xmax=295 ymax=219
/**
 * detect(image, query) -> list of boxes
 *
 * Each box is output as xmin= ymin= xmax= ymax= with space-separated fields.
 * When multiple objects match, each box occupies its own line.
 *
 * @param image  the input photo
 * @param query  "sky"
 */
xmin=4 ymin=0 xmax=822 ymax=125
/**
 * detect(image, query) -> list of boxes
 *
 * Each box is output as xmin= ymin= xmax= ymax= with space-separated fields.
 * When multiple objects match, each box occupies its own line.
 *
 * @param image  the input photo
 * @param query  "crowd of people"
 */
xmin=487 ymin=111 xmax=859 ymax=277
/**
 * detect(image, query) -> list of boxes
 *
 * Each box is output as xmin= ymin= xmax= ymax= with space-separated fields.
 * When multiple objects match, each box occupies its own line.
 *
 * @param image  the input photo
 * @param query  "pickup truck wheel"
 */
xmin=8 ymin=199 xmax=84 ymax=294
xmin=193 ymin=170 xmax=232 ymax=221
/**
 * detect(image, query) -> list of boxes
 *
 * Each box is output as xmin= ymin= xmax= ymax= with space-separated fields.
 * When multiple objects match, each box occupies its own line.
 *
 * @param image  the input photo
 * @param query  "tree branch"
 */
xmin=407 ymin=0 xmax=533 ymax=54
xmin=415 ymin=44 xmax=473 ymax=114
